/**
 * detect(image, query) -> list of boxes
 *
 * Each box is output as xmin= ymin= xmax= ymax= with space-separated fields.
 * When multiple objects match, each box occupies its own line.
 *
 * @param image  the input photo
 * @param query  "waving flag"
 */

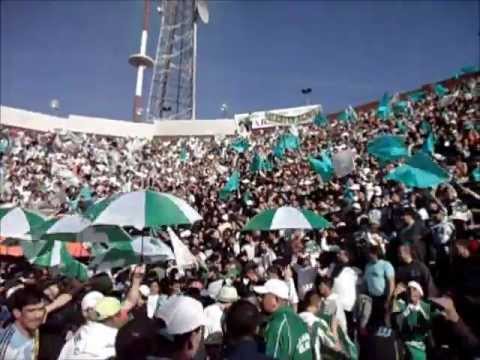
xmin=338 ymin=106 xmax=358 ymax=123
xmin=385 ymin=152 xmax=449 ymax=188
xmin=219 ymin=171 xmax=240 ymax=201
xmin=421 ymin=132 xmax=436 ymax=156
xmin=250 ymin=153 xmax=273 ymax=173
xmin=308 ymin=152 xmax=334 ymax=182
xmin=434 ymin=84 xmax=449 ymax=97
xmin=367 ymin=135 xmax=409 ymax=164
xmin=471 ymin=167 xmax=480 ymax=182
xmin=377 ymin=92 xmax=393 ymax=120
xmin=408 ymin=90 xmax=426 ymax=103
xmin=313 ymin=113 xmax=328 ymax=127
xmin=230 ymin=137 xmax=250 ymax=153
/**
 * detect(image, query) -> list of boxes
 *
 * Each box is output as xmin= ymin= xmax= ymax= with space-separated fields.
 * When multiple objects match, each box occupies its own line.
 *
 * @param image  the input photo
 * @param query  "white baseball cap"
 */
xmin=408 ymin=281 xmax=424 ymax=297
xmin=156 ymin=296 xmax=207 ymax=335
xmin=217 ymin=286 xmax=239 ymax=303
xmin=253 ymin=279 xmax=289 ymax=300
xmin=81 ymin=291 xmax=104 ymax=312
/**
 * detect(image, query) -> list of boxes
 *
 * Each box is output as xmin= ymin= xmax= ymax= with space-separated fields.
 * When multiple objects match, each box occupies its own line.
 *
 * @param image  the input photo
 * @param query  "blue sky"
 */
xmin=1 ymin=0 xmax=478 ymax=120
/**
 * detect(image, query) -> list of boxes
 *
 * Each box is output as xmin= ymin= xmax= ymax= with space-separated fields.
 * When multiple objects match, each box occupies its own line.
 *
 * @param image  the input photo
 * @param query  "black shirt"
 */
xmin=396 ymin=260 xmax=438 ymax=297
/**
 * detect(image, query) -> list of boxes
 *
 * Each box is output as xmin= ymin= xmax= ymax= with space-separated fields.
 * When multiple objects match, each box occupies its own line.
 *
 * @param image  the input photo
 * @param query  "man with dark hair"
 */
xmin=363 ymin=245 xmax=395 ymax=328
xmin=0 ymin=286 xmax=46 ymax=360
xmin=224 ymin=300 xmax=271 ymax=360
xmin=396 ymin=243 xmax=438 ymax=298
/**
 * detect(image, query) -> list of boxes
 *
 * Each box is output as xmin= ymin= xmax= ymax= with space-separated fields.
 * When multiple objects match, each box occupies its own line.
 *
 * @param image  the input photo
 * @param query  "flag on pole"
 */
xmin=393 ymin=101 xmax=410 ymax=116
xmin=338 ymin=106 xmax=358 ymax=123
xmin=219 ymin=171 xmax=240 ymax=201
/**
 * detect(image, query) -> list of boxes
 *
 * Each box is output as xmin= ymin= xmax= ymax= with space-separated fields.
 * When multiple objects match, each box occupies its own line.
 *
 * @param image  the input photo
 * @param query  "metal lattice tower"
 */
xmin=147 ymin=0 xmax=203 ymax=121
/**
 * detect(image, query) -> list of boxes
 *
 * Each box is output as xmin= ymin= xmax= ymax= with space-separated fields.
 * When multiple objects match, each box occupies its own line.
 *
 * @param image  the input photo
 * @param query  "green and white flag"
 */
xmin=230 ymin=137 xmax=250 ymax=153
xmin=179 ymin=147 xmax=189 ymax=162
xmin=0 ymin=207 xmax=46 ymax=240
xmin=168 ymin=227 xmax=199 ymax=272
xmin=243 ymin=206 xmax=331 ymax=231
xmin=393 ymin=101 xmax=410 ymax=116
xmin=377 ymin=92 xmax=393 ymax=120
xmin=434 ymin=84 xmax=449 ymax=97
xmin=313 ymin=113 xmax=328 ymax=127
xmin=88 ymin=190 xmax=202 ymax=230
xmin=408 ymin=90 xmax=426 ymax=103
xmin=367 ymin=134 xmax=409 ymax=164
xmin=219 ymin=171 xmax=240 ymax=201
xmin=250 ymin=153 xmax=273 ymax=173
xmin=308 ymin=151 xmax=334 ymax=182
xmin=338 ymin=106 xmax=358 ymax=123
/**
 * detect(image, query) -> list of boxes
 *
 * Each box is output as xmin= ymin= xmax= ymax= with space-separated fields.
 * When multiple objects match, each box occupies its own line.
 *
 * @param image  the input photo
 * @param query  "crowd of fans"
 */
xmin=0 ymin=73 xmax=479 ymax=360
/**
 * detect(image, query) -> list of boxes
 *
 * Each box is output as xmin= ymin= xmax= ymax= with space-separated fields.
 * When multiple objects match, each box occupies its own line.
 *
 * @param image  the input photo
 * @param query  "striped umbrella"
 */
xmin=0 ymin=207 xmax=46 ymax=240
xmin=87 ymin=190 xmax=202 ymax=230
xmin=89 ymin=236 xmax=174 ymax=271
xmin=31 ymin=214 xmax=132 ymax=243
xmin=27 ymin=240 xmax=89 ymax=281
xmin=243 ymin=206 xmax=331 ymax=231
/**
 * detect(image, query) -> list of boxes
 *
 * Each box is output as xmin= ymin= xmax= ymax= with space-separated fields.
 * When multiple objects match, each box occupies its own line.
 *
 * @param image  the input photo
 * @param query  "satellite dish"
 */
xmin=196 ymin=0 xmax=209 ymax=24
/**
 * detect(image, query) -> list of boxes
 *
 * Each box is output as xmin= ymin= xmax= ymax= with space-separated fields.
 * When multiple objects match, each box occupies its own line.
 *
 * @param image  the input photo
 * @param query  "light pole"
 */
xmin=301 ymin=88 xmax=312 ymax=105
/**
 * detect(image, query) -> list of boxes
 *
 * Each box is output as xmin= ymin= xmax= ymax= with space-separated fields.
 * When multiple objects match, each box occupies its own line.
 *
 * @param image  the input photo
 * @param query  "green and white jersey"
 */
xmin=264 ymin=306 xmax=313 ymax=360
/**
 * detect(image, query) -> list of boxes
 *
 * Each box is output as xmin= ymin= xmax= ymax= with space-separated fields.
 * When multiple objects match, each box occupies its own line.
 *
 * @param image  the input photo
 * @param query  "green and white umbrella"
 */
xmin=27 ymin=240 xmax=89 ymax=282
xmin=243 ymin=206 xmax=331 ymax=231
xmin=30 ymin=214 xmax=132 ymax=243
xmin=90 ymin=236 xmax=174 ymax=271
xmin=87 ymin=190 xmax=202 ymax=230
xmin=0 ymin=207 xmax=46 ymax=240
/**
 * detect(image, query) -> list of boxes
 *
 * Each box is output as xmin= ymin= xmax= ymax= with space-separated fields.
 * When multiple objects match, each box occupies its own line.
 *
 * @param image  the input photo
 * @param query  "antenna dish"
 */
xmin=196 ymin=0 xmax=209 ymax=24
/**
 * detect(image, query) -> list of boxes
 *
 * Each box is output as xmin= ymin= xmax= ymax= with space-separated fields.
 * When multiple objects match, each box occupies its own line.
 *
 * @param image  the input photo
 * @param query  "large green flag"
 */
xmin=313 ymin=113 xmax=328 ymax=127
xmin=308 ymin=152 xmax=334 ymax=181
xmin=219 ymin=171 xmax=240 ymax=201
xmin=377 ymin=92 xmax=393 ymax=120
xmin=421 ymin=132 xmax=436 ymax=156
xmin=367 ymin=134 xmax=409 ymax=164
xmin=385 ymin=152 xmax=449 ymax=188
xmin=231 ymin=137 xmax=250 ymax=153
xmin=250 ymin=153 xmax=273 ymax=173
xmin=435 ymin=84 xmax=449 ymax=97
xmin=408 ymin=90 xmax=426 ymax=103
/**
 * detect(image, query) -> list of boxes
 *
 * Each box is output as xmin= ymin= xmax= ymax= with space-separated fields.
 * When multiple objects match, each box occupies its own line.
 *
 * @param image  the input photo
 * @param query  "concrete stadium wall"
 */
xmin=0 ymin=106 xmax=237 ymax=138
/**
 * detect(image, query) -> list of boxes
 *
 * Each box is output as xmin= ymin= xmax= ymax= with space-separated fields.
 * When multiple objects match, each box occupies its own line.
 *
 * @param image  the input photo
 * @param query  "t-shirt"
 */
xmin=364 ymin=259 xmax=395 ymax=297
xmin=264 ymin=306 xmax=313 ymax=360
xmin=396 ymin=260 xmax=437 ymax=298
xmin=0 ymin=323 xmax=37 ymax=360
xmin=292 ymin=265 xmax=316 ymax=301
xmin=332 ymin=266 xmax=358 ymax=312
xmin=57 ymin=321 xmax=118 ymax=360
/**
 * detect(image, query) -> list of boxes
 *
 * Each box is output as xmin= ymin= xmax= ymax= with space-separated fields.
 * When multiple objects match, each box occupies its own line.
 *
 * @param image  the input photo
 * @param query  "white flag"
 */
xmin=168 ymin=227 xmax=197 ymax=272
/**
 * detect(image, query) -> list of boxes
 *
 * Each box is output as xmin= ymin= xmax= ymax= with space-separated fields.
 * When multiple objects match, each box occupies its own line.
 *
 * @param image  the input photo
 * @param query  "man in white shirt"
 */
xmin=241 ymin=234 xmax=256 ymax=261
xmin=0 ymin=287 xmax=46 ymax=360
xmin=203 ymin=286 xmax=239 ymax=343
xmin=58 ymin=296 xmax=127 ymax=360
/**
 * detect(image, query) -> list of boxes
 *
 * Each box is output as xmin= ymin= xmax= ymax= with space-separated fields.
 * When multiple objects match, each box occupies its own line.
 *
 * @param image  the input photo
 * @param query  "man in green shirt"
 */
xmin=254 ymin=279 xmax=313 ymax=360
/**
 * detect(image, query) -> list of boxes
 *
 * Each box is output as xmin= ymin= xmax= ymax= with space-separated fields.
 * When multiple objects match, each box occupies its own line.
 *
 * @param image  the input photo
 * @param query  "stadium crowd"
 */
xmin=0 ymin=73 xmax=479 ymax=360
